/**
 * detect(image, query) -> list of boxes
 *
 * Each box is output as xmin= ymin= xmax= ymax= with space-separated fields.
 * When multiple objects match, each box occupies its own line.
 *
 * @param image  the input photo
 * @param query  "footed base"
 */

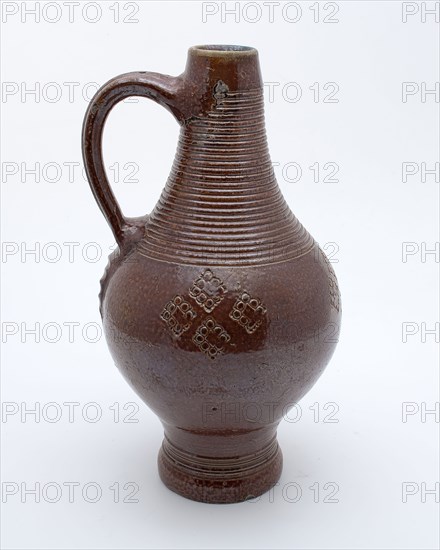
xmin=158 ymin=436 xmax=283 ymax=504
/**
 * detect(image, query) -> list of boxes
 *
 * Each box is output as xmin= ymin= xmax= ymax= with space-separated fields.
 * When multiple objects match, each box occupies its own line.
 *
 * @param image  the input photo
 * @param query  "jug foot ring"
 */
xmin=157 ymin=437 xmax=283 ymax=504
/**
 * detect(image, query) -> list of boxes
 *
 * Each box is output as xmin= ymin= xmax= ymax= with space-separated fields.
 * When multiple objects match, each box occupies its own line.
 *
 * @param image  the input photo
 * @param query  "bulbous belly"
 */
xmin=102 ymin=243 xmax=341 ymax=429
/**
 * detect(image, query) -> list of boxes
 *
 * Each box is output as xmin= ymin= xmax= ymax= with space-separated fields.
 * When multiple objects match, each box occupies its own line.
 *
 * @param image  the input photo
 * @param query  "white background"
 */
xmin=1 ymin=1 xmax=439 ymax=549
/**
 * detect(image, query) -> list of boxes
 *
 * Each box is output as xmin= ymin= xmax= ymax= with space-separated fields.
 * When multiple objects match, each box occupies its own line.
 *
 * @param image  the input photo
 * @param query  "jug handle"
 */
xmin=82 ymin=72 xmax=184 ymax=248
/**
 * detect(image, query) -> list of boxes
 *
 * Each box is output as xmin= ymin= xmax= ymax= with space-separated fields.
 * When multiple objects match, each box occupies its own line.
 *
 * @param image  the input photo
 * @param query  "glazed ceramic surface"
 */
xmin=82 ymin=45 xmax=341 ymax=504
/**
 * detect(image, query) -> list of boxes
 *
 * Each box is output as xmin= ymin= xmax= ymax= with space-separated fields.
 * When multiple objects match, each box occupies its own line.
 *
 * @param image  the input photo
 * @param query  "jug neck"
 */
xmin=183 ymin=45 xmax=263 ymax=101
xmin=139 ymin=46 xmax=314 ymax=266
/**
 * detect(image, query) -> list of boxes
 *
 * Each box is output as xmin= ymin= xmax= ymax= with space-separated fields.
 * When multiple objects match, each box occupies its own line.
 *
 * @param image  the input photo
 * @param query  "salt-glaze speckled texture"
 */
xmin=82 ymin=45 xmax=341 ymax=504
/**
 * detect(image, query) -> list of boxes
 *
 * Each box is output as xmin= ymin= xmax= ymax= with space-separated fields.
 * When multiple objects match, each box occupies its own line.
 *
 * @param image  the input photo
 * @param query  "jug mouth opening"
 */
xmin=190 ymin=44 xmax=257 ymax=56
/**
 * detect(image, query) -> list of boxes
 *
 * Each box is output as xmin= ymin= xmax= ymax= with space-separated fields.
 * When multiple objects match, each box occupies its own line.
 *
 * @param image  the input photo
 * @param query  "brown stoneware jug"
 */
xmin=82 ymin=45 xmax=341 ymax=504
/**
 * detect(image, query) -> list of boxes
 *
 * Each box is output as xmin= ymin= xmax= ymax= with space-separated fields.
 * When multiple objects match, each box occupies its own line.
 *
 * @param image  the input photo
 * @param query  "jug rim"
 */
xmin=190 ymin=44 xmax=257 ymax=57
